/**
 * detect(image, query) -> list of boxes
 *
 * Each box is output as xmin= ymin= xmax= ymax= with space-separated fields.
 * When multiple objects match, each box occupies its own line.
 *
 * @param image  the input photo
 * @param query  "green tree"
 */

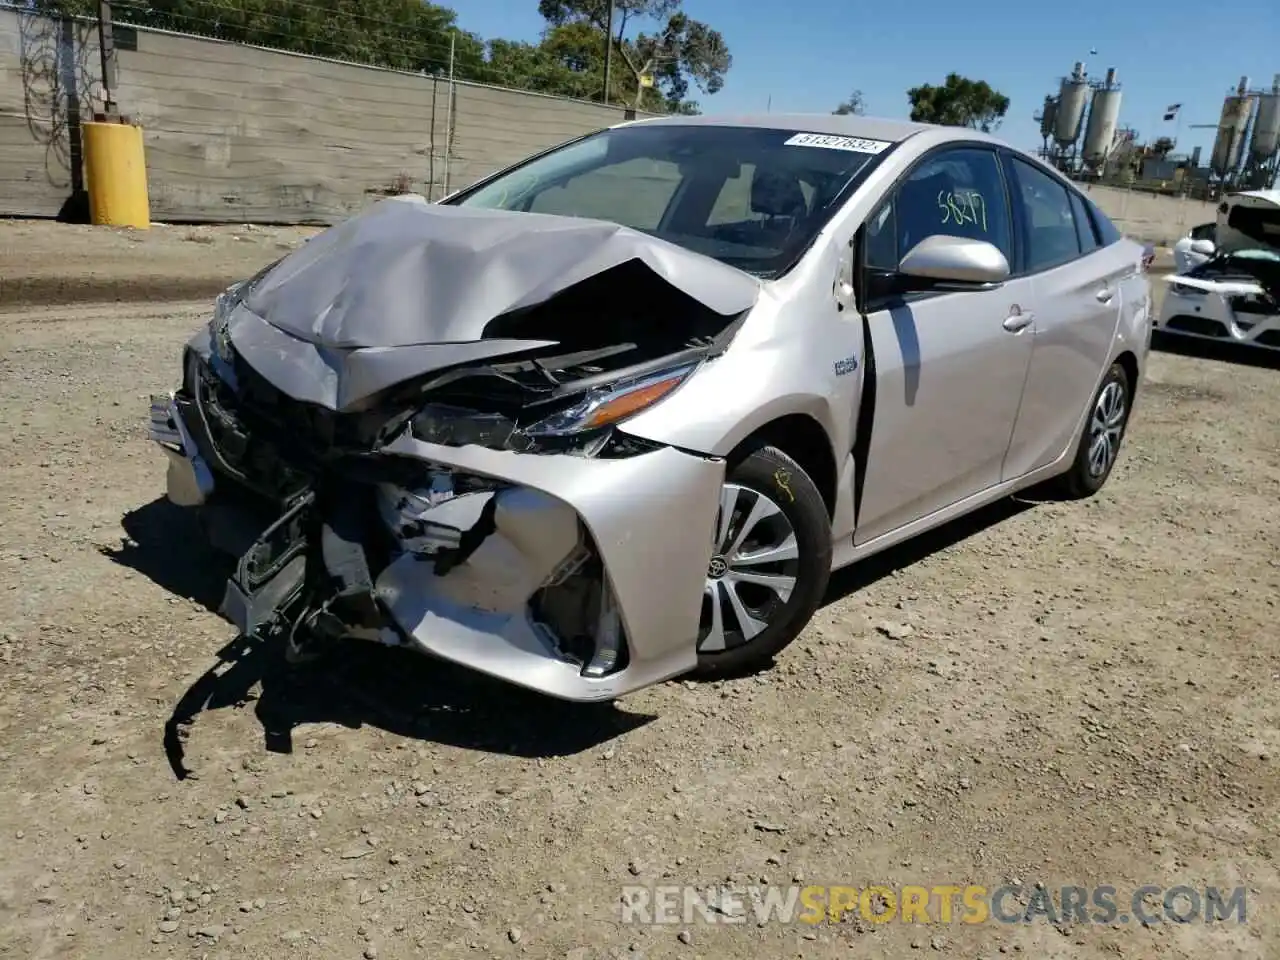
xmin=906 ymin=73 xmax=1010 ymax=132
xmin=486 ymin=23 xmax=628 ymax=102
xmin=30 ymin=0 xmax=733 ymax=110
xmin=833 ymin=89 xmax=865 ymax=116
xmin=537 ymin=0 xmax=731 ymax=112
xmin=35 ymin=0 xmax=486 ymax=79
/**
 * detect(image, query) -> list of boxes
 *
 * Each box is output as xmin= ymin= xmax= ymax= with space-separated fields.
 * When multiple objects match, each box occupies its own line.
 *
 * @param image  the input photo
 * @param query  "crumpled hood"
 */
xmin=240 ymin=195 xmax=762 ymax=349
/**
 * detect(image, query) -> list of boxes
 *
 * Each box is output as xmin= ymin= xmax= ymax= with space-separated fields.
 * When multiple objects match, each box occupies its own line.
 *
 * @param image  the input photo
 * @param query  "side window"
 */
xmin=864 ymin=198 xmax=898 ymax=271
xmin=1010 ymin=157 xmax=1082 ymax=272
xmin=1068 ymin=190 xmax=1100 ymax=254
xmin=863 ymin=147 xmax=1014 ymax=272
xmin=527 ymin=157 xmax=682 ymax=231
xmin=1189 ymin=222 xmax=1216 ymax=242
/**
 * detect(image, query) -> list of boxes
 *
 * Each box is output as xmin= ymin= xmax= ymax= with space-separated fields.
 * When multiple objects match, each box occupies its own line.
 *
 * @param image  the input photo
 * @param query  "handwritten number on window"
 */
xmin=937 ymin=190 xmax=988 ymax=232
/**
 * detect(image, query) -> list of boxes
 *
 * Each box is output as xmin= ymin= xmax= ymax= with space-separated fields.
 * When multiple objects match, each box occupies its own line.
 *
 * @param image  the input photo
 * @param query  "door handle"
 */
xmin=1002 ymin=312 xmax=1034 ymax=333
xmin=1096 ymin=286 xmax=1114 ymax=304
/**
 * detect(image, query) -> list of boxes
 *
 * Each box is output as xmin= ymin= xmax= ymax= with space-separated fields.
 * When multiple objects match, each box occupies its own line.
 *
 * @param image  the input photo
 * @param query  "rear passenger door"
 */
xmin=1000 ymin=156 xmax=1124 ymax=480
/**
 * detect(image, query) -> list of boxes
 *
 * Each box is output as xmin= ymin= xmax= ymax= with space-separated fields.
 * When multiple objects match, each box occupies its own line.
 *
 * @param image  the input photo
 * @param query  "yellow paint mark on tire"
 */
xmin=773 ymin=468 xmax=795 ymax=503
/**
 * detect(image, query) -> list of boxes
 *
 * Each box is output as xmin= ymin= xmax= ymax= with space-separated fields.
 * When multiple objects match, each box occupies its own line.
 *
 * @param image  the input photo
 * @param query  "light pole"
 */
xmin=603 ymin=3 xmax=614 ymax=105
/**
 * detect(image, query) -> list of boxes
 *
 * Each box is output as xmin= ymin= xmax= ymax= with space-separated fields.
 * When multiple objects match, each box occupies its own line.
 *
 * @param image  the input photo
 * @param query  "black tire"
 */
xmin=693 ymin=443 xmax=832 ymax=679
xmin=1053 ymin=361 xmax=1132 ymax=500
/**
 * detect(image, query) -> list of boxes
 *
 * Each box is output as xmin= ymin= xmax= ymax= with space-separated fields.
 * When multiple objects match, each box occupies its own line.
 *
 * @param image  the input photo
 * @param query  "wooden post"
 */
xmin=97 ymin=0 xmax=119 ymax=119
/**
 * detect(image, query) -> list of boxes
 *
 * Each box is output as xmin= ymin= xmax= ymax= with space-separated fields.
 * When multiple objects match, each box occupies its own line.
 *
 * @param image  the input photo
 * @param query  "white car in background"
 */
xmin=1172 ymin=221 xmax=1217 ymax=273
xmin=1156 ymin=190 xmax=1280 ymax=349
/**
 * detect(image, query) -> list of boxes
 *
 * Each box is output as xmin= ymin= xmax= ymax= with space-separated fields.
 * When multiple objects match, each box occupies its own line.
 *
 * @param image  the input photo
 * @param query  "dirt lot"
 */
xmin=1 ymin=224 xmax=1277 ymax=960
xmin=0 ymin=221 xmax=322 ymax=308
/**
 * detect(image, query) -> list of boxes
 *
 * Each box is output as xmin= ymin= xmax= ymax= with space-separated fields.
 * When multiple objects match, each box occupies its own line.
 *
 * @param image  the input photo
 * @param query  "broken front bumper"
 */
xmin=148 ymin=391 xmax=725 ymax=702
xmin=1157 ymin=277 xmax=1280 ymax=349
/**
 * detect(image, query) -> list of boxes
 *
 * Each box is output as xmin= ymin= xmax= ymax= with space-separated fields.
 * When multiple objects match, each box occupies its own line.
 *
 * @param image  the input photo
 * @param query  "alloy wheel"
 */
xmin=1087 ymin=380 xmax=1127 ymax=478
xmin=697 ymin=483 xmax=801 ymax=653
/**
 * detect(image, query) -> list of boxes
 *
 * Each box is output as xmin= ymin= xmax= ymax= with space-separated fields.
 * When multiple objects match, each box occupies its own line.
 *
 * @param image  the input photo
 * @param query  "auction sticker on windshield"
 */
xmin=784 ymin=132 xmax=892 ymax=154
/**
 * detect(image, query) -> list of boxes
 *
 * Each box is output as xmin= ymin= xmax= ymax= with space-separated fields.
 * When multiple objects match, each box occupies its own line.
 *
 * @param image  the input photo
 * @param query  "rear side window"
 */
xmin=1010 ymin=157 xmax=1082 ymax=272
xmin=1087 ymin=196 xmax=1124 ymax=245
xmin=1068 ymin=191 xmax=1100 ymax=254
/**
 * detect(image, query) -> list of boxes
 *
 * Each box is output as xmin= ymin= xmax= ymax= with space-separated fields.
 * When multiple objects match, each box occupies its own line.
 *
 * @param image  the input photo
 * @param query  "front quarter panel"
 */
xmin=620 ymin=241 xmax=863 ymax=460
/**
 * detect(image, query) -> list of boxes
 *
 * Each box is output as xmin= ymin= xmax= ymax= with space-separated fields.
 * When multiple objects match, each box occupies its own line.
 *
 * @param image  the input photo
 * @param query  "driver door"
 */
xmin=854 ymin=145 xmax=1036 ymax=546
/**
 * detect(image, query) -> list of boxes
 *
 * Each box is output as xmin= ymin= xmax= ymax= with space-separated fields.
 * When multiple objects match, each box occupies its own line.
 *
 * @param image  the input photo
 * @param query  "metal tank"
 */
xmin=1038 ymin=95 xmax=1058 ymax=139
xmin=1082 ymin=68 xmax=1122 ymax=168
xmin=1249 ymin=74 xmax=1280 ymax=162
xmin=1211 ymin=76 xmax=1256 ymax=177
xmin=1054 ymin=62 xmax=1089 ymax=149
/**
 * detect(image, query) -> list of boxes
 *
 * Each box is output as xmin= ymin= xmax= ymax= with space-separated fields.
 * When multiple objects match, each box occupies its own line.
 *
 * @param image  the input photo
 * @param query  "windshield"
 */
xmin=445 ymin=124 xmax=896 ymax=278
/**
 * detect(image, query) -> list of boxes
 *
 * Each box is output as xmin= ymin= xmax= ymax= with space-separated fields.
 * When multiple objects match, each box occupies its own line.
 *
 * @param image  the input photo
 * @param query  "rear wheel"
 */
xmin=1053 ymin=361 xmax=1132 ymax=499
xmin=693 ymin=444 xmax=831 ymax=678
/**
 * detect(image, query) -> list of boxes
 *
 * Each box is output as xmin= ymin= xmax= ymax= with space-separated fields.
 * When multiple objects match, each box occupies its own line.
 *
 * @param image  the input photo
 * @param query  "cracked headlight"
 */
xmin=523 ymin=363 xmax=697 ymax=438
xmin=408 ymin=363 xmax=694 ymax=458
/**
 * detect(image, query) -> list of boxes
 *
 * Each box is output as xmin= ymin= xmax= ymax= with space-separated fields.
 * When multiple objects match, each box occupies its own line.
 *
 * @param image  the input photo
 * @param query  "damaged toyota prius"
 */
xmin=149 ymin=114 xmax=1152 ymax=701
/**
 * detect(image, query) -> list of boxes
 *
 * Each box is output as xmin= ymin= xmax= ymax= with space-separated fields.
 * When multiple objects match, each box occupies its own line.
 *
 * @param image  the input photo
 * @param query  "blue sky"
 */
xmin=454 ymin=0 xmax=1279 ymax=157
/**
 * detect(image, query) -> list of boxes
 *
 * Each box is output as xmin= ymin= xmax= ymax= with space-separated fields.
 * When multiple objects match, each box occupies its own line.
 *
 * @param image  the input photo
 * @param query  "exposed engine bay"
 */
xmin=151 ymin=198 xmax=754 ymax=700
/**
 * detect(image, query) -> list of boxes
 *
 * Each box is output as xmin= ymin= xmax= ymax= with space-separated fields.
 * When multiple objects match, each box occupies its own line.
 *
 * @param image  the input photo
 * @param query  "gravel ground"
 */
xmin=1 ymin=226 xmax=1277 ymax=960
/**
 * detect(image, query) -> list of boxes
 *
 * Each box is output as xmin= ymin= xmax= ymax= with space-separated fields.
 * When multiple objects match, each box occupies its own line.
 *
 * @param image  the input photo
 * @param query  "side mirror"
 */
xmin=1190 ymin=238 xmax=1215 ymax=256
xmin=896 ymin=235 xmax=1010 ymax=290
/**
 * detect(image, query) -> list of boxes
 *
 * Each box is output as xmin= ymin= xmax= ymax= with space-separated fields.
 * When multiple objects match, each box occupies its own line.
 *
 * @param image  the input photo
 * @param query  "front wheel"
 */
xmin=1053 ymin=361 xmax=1132 ymax=499
xmin=692 ymin=444 xmax=832 ymax=679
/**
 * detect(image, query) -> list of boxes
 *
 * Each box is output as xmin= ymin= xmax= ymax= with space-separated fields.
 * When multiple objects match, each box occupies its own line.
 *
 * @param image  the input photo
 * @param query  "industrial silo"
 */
xmin=1039 ymin=95 xmax=1058 ymax=140
xmin=1083 ymin=68 xmax=1123 ymax=169
xmin=1054 ymin=62 xmax=1089 ymax=150
xmin=1210 ymin=77 xmax=1256 ymax=178
xmin=1249 ymin=74 xmax=1280 ymax=163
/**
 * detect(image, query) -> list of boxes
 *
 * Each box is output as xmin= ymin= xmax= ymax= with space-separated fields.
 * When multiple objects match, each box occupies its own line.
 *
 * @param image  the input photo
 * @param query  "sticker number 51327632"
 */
xmin=783 ymin=132 xmax=892 ymax=155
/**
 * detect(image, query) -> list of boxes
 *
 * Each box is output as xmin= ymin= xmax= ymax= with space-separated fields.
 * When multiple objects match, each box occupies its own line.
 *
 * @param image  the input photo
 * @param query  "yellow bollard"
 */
xmin=82 ymin=120 xmax=151 ymax=229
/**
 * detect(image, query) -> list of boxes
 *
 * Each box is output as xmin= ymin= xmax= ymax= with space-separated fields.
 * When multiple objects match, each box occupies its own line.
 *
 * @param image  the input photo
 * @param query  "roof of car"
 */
xmin=618 ymin=112 xmax=936 ymax=144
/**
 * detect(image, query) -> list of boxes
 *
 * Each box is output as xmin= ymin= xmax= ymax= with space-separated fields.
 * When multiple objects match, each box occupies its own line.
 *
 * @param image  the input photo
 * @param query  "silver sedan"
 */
xmin=149 ymin=113 xmax=1154 ymax=701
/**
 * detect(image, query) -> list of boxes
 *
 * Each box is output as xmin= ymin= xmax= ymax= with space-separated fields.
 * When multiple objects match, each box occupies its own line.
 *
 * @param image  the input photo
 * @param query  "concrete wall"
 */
xmin=0 ymin=9 xmax=100 ymax=220
xmin=1082 ymin=183 xmax=1218 ymax=246
xmin=0 ymin=7 xmax=641 ymax=223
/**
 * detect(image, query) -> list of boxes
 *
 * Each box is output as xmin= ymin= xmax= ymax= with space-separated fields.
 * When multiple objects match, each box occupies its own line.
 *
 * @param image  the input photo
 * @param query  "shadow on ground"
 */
xmin=1152 ymin=330 xmax=1280 ymax=370
xmin=103 ymin=498 xmax=655 ymax=781
xmin=823 ymin=495 xmax=1034 ymax=604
